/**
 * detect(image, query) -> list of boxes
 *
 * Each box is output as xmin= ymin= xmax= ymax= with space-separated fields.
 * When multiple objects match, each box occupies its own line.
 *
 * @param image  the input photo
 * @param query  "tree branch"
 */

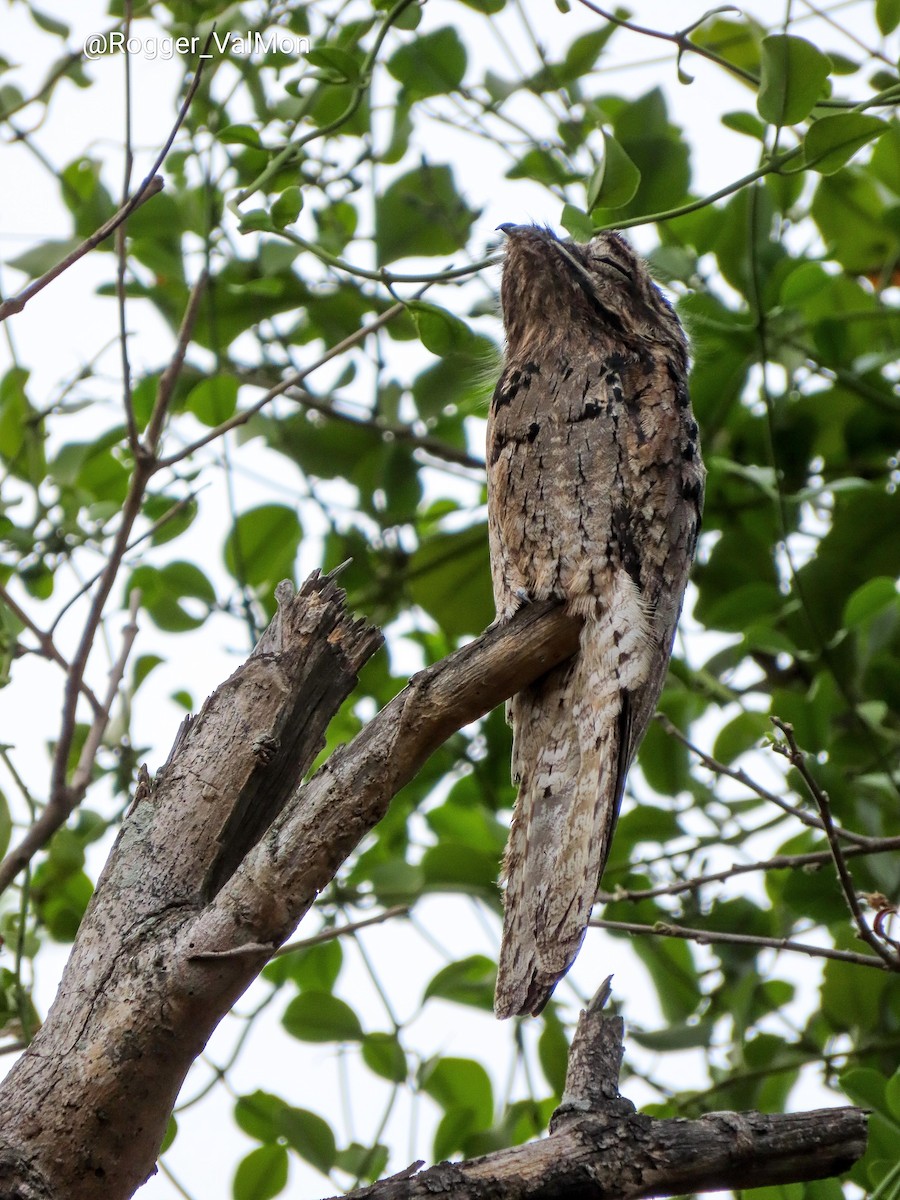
xmin=340 ymin=987 xmax=867 ymax=1200
xmin=0 ymin=30 xmax=213 ymax=323
xmin=772 ymin=717 xmax=900 ymax=969
xmin=0 ymin=577 xmax=869 ymax=1198
xmin=592 ymin=917 xmax=891 ymax=970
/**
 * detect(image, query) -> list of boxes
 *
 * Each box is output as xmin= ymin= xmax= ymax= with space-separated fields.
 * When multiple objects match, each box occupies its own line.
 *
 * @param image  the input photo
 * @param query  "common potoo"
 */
xmin=488 ymin=225 xmax=704 ymax=1019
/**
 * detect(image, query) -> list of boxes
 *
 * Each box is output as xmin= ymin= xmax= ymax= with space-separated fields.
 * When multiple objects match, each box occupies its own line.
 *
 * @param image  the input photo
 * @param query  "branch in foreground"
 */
xmin=772 ymin=716 xmax=900 ymax=969
xmin=343 ymin=986 xmax=867 ymax=1200
xmin=592 ymin=917 xmax=890 ymax=970
xmin=0 ymin=32 xmax=214 ymax=323
xmin=0 ymin=574 xmax=581 ymax=1200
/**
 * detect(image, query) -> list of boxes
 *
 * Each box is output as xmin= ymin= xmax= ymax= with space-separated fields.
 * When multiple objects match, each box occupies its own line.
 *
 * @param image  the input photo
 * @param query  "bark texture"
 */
xmin=345 ymin=990 xmax=867 ymax=1200
xmin=0 ymin=575 xmax=867 ymax=1199
xmin=0 ymin=574 xmax=581 ymax=1200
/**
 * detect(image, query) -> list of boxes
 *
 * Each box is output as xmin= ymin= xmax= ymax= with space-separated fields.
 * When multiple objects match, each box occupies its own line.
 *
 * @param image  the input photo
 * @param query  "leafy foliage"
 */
xmin=0 ymin=1 xmax=899 ymax=1198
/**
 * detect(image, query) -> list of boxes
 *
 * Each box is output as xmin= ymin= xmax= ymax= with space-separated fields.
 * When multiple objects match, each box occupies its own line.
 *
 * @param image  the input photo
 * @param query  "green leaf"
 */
xmin=0 ymin=367 xmax=45 ymax=484
xmin=803 ymin=114 xmax=887 ymax=175
xmin=0 ymin=790 xmax=10 ymax=861
xmin=721 ymin=111 xmax=766 ymax=140
xmin=126 ymin=562 xmax=216 ymax=632
xmin=712 ymin=710 xmax=771 ymax=764
xmin=560 ymin=203 xmax=594 ymax=241
xmin=31 ymin=8 xmax=70 ymax=36
xmin=362 ymin=1032 xmax=408 ymax=1082
xmin=420 ymin=1057 xmax=493 ymax=1126
xmin=375 ymin=164 xmax=478 ymax=264
xmin=306 ymin=46 xmax=361 ymax=84
xmin=407 ymin=523 xmax=493 ymax=638
xmin=538 ymin=1009 xmax=569 ymax=1094
xmin=423 ymin=955 xmax=496 ymax=1010
xmin=271 ymin=185 xmax=304 ymax=228
xmin=561 ymin=23 xmax=621 ymax=77
xmin=507 ymin=147 xmax=575 ymax=186
xmin=282 ymin=991 xmax=363 ymax=1042
xmin=7 ymin=238 xmax=81 ymax=278
xmin=223 ymin=504 xmax=302 ymax=589
xmin=757 ymin=35 xmax=831 ymax=126
xmin=843 ymin=577 xmax=899 ymax=627
xmin=280 ymin=1107 xmax=337 ymax=1173
xmin=186 ymin=374 xmax=238 ymax=426
xmin=334 ymin=1143 xmax=390 ymax=1183
xmin=387 ymin=28 xmax=466 ymax=98
xmin=220 ymin=124 xmax=262 ymax=147
xmin=631 ymin=1021 xmax=715 ymax=1051
xmin=876 ymin=0 xmax=900 ymax=34
xmin=588 ymin=131 xmax=640 ymax=210
xmin=235 ymin=1090 xmax=284 ymax=1142
xmin=408 ymin=303 xmax=480 ymax=358
xmin=233 ymin=1144 xmax=288 ymax=1200
xmin=263 ymin=939 xmax=343 ymax=990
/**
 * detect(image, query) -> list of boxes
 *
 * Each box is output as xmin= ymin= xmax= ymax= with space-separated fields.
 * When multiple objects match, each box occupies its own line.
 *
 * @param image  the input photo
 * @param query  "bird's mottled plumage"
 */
xmin=488 ymin=225 xmax=704 ymax=1019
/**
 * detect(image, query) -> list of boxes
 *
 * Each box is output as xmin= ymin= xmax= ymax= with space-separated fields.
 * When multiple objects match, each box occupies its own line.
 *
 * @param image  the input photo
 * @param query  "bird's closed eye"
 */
xmin=596 ymin=255 xmax=633 ymax=281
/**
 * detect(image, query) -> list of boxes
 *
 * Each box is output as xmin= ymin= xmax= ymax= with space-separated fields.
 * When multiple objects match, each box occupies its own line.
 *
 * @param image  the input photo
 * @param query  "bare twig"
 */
xmin=142 ymin=270 xmax=209 ymax=455
xmin=0 ymin=178 xmax=163 ymax=323
xmin=597 ymin=836 xmax=900 ymax=904
xmin=0 ymin=30 xmax=213 ymax=323
xmin=48 ymin=492 xmax=200 ymax=637
xmin=68 ymin=588 xmax=140 ymax=797
xmin=283 ymin=230 xmax=497 ymax=286
xmin=156 ymin=298 xmax=415 ymax=469
xmin=0 ymin=592 xmax=140 ymax=896
xmin=591 ymin=917 xmax=892 ymax=970
xmin=771 ymin=717 xmax=900 ymax=969
xmin=117 ymin=1 xmax=138 ymax=452
xmin=5 ymin=278 xmax=209 ymax=896
xmin=573 ymin=2 xmax=758 ymax=85
xmin=275 ymin=905 xmax=411 ymax=957
xmin=289 ymin=389 xmax=485 ymax=472
xmin=657 ymin=714 xmax=878 ymax=847
xmin=0 ymin=583 xmax=101 ymax=712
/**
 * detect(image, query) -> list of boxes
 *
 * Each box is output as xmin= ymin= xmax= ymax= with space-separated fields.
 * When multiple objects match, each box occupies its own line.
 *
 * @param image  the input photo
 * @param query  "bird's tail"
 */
xmin=494 ymin=588 xmax=644 ymax=1018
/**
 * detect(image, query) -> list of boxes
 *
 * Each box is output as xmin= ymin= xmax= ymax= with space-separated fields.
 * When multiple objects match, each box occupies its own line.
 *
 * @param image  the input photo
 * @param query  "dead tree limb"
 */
xmin=0 ymin=573 xmax=580 ymax=1200
xmin=344 ymin=988 xmax=867 ymax=1200
xmin=0 ymin=574 xmax=866 ymax=1199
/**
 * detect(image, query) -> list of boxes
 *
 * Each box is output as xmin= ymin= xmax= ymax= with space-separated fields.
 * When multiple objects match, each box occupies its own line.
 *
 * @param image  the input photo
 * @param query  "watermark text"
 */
xmin=83 ymin=31 xmax=311 ymax=62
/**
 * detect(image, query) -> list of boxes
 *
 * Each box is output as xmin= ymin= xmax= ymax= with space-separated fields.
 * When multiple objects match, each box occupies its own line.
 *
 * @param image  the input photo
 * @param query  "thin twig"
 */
xmin=274 ymin=905 xmax=411 ymax=957
xmin=0 ymin=30 xmax=214 ymax=323
xmin=48 ymin=492 xmax=200 ymax=637
xmin=0 ymin=583 xmax=101 ymax=712
xmin=289 ymin=389 xmax=485 ymax=472
xmin=142 ymin=270 xmax=209 ymax=455
xmin=2 ymin=279 xmax=207 ymax=896
xmin=771 ymin=717 xmax=900 ymax=969
xmin=597 ymin=836 xmax=900 ymax=904
xmin=117 ymin=0 xmax=138 ymax=452
xmin=68 ymin=588 xmax=140 ymax=797
xmin=283 ymin=231 xmax=496 ymax=286
xmin=657 ymin=714 xmax=878 ymax=847
xmin=156 ymin=298 xmax=414 ymax=469
xmin=575 ymin=0 xmax=899 ymax=108
xmin=232 ymin=0 xmax=416 ymax=207
xmin=591 ymin=917 xmax=892 ymax=970
xmin=0 ymin=594 xmax=141 ymax=897
xmin=0 ymin=178 xmax=163 ymax=323
xmin=573 ymin=2 xmax=759 ymax=85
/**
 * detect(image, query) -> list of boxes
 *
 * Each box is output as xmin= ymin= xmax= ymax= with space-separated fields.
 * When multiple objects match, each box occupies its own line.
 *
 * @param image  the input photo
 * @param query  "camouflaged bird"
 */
xmin=487 ymin=224 xmax=705 ymax=1019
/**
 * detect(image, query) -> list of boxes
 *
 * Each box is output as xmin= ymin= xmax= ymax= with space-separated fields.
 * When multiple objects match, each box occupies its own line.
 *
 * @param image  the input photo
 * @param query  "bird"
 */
xmin=487 ymin=224 xmax=705 ymax=1019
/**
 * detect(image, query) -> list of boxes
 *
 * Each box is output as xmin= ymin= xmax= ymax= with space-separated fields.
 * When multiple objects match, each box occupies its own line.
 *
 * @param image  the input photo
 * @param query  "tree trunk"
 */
xmin=0 ymin=574 xmax=866 ymax=1198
